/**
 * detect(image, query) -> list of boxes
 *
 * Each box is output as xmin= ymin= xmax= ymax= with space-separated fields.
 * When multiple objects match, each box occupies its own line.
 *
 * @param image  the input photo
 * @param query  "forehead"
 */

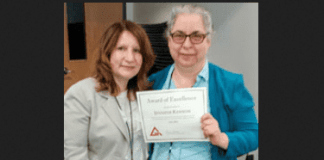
xmin=171 ymin=13 xmax=206 ymax=34
xmin=116 ymin=31 xmax=139 ymax=46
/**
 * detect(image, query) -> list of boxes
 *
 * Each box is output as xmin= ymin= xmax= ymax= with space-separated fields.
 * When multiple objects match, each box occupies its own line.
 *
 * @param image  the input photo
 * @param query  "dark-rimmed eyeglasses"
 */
xmin=170 ymin=32 xmax=209 ymax=44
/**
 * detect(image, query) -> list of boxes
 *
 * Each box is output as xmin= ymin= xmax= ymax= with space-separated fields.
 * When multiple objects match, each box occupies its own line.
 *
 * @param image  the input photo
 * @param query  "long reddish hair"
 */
xmin=94 ymin=20 xmax=156 ymax=100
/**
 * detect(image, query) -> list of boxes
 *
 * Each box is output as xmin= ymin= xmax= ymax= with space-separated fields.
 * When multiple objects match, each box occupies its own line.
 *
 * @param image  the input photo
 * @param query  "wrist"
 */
xmin=212 ymin=132 xmax=229 ymax=149
xmin=219 ymin=133 xmax=229 ymax=149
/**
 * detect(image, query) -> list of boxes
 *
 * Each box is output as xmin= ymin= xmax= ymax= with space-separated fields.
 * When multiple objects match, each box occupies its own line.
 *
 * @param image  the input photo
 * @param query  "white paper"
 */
xmin=136 ymin=87 xmax=209 ymax=143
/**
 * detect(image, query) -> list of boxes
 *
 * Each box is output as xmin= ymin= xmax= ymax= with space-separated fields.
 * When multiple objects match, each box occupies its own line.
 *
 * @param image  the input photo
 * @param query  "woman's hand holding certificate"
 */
xmin=201 ymin=113 xmax=229 ymax=149
xmin=136 ymin=87 xmax=209 ymax=142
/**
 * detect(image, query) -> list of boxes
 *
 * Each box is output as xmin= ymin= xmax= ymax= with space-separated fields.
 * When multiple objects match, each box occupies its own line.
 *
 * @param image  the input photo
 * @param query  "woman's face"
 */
xmin=110 ymin=31 xmax=143 ymax=82
xmin=168 ymin=13 xmax=211 ymax=69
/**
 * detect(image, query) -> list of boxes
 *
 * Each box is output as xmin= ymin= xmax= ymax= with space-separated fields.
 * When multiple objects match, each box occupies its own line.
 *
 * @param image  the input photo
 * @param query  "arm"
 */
xmin=201 ymin=74 xmax=258 ymax=157
xmin=64 ymin=84 xmax=91 ymax=160
xmin=223 ymin=74 xmax=258 ymax=157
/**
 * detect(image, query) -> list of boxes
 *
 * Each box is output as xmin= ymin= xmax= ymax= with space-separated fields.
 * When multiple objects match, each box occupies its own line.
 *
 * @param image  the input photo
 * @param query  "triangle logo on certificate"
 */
xmin=150 ymin=127 xmax=162 ymax=136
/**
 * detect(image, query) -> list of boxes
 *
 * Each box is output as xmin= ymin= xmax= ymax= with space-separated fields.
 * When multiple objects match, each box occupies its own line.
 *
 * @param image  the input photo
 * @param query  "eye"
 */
xmin=191 ymin=34 xmax=202 ymax=40
xmin=173 ymin=33 xmax=185 ymax=38
xmin=191 ymin=34 xmax=202 ymax=38
xmin=117 ymin=46 xmax=126 ymax=51
xmin=133 ymin=48 xmax=140 ymax=53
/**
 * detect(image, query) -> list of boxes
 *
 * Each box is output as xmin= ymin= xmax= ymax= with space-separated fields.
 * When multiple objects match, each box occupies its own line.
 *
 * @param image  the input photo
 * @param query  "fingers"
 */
xmin=200 ymin=113 xmax=220 ymax=138
xmin=202 ymin=125 xmax=219 ymax=138
xmin=201 ymin=124 xmax=219 ymax=133
xmin=200 ymin=113 xmax=212 ymax=122
xmin=200 ymin=121 xmax=213 ymax=130
xmin=200 ymin=114 xmax=219 ymax=128
xmin=202 ymin=125 xmax=211 ymax=137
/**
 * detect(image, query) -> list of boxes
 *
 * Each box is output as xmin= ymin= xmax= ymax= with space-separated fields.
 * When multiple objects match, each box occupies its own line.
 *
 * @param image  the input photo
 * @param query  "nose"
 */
xmin=125 ymin=48 xmax=135 ymax=62
xmin=182 ymin=36 xmax=193 ymax=48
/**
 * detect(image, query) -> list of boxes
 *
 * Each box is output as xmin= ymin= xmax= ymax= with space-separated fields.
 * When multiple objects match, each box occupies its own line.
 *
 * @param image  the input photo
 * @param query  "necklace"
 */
xmin=115 ymin=96 xmax=133 ymax=160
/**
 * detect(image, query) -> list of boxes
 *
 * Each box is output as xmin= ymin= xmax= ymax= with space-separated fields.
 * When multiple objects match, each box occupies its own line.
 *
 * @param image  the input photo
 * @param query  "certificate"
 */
xmin=136 ymin=87 xmax=209 ymax=142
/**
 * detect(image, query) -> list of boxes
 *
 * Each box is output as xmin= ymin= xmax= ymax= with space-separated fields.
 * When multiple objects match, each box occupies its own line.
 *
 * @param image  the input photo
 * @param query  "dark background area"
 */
xmin=0 ymin=1 xmax=323 ymax=159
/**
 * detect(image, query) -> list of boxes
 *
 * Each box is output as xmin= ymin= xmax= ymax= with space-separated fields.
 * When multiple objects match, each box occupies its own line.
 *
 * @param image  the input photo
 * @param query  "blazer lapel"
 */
xmin=100 ymin=93 xmax=130 ymax=143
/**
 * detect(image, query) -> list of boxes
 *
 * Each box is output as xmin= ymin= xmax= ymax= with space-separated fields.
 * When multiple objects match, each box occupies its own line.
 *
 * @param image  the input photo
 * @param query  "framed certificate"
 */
xmin=136 ymin=87 xmax=209 ymax=142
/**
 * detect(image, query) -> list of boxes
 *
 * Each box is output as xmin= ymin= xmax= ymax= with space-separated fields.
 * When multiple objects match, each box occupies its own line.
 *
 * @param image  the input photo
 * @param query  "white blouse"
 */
xmin=115 ymin=91 xmax=148 ymax=160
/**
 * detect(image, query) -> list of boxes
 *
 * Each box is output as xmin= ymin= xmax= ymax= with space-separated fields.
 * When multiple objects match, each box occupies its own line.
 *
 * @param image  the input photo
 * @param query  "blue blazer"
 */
xmin=148 ymin=63 xmax=258 ymax=160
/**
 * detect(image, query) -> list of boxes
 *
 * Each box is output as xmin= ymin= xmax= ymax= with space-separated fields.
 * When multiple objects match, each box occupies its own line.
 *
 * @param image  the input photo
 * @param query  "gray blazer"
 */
xmin=64 ymin=77 xmax=131 ymax=160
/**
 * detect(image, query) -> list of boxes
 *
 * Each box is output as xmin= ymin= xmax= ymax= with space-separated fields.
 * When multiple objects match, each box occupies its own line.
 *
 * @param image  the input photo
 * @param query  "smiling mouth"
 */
xmin=122 ymin=66 xmax=136 ymax=69
xmin=179 ymin=54 xmax=196 ymax=58
xmin=179 ymin=53 xmax=196 ymax=56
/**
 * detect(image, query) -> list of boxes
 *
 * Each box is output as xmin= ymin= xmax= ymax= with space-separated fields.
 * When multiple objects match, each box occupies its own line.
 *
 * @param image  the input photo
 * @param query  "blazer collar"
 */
xmin=100 ymin=93 xmax=130 ymax=143
xmin=98 ymin=90 xmax=110 ymax=99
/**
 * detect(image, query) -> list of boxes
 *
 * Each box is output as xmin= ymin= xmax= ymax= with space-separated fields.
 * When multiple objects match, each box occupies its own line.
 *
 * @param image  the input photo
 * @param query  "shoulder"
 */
xmin=64 ymin=77 xmax=106 ymax=112
xmin=65 ymin=77 xmax=98 ymax=97
xmin=148 ymin=65 xmax=172 ymax=89
xmin=69 ymin=77 xmax=97 ymax=91
xmin=148 ymin=65 xmax=171 ymax=82
xmin=208 ymin=62 xmax=242 ymax=83
xmin=208 ymin=63 xmax=253 ymax=111
xmin=208 ymin=63 xmax=244 ymax=93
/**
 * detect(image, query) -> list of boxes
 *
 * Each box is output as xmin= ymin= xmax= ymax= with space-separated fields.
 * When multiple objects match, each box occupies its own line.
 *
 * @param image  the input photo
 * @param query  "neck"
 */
xmin=172 ymin=60 xmax=205 ymax=88
xmin=174 ymin=60 xmax=205 ymax=79
xmin=114 ymin=77 xmax=128 ymax=94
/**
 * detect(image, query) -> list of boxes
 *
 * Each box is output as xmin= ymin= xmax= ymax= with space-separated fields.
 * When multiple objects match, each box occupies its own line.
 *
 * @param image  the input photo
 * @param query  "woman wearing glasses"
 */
xmin=148 ymin=5 xmax=258 ymax=160
xmin=64 ymin=20 xmax=155 ymax=160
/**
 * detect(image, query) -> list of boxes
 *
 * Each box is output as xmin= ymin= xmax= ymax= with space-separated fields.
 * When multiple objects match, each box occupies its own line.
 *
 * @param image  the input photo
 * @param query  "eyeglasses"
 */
xmin=170 ymin=32 xmax=209 ymax=44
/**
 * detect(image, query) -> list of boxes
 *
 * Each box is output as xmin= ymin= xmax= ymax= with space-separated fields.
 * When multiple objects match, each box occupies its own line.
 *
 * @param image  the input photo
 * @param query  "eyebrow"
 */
xmin=173 ymin=30 xmax=202 ymax=34
xmin=116 ymin=44 xmax=140 ymax=49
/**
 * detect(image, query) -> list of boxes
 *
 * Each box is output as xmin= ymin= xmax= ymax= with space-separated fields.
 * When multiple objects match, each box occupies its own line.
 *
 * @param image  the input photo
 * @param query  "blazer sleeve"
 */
xmin=223 ymin=74 xmax=259 ymax=157
xmin=64 ymin=83 xmax=91 ymax=160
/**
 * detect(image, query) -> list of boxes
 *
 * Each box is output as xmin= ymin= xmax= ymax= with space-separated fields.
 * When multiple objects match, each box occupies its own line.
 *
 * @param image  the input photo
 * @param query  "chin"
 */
xmin=123 ymin=72 xmax=139 ymax=79
xmin=177 ymin=59 xmax=197 ymax=67
xmin=123 ymin=74 xmax=136 ymax=80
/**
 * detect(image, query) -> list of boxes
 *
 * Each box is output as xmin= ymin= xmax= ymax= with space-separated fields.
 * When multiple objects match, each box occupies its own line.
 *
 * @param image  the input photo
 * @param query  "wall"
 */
xmin=127 ymin=3 xmax=259 ymax=160
xmin=84 ymin=3 xmax=123 ymax=57
xmin=64 ymin=3 xmax=123 ymax=94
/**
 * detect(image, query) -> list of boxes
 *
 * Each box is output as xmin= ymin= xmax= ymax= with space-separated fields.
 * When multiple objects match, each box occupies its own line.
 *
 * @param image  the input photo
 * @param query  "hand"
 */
xmin=200 ymin=113 xmax=229 ymax=149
